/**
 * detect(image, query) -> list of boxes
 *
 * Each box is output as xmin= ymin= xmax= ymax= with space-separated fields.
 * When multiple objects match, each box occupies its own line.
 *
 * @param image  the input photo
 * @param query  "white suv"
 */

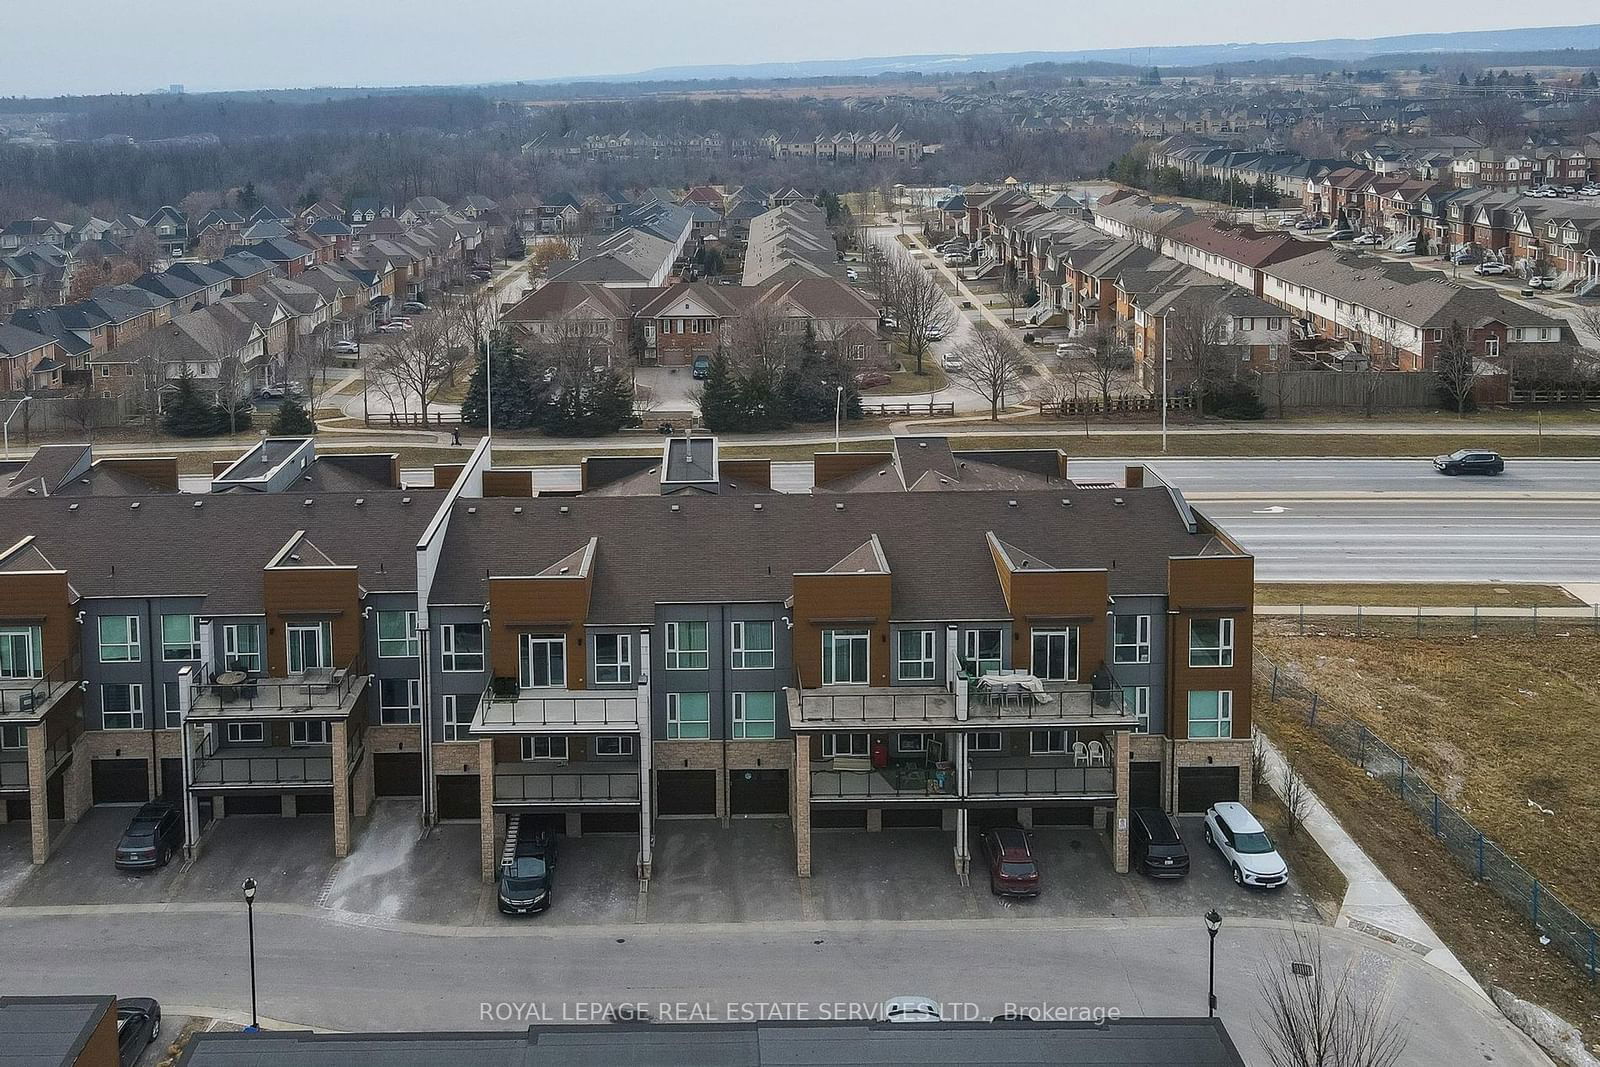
xmin=1203 ymin=802 xmax=1288 ymax=889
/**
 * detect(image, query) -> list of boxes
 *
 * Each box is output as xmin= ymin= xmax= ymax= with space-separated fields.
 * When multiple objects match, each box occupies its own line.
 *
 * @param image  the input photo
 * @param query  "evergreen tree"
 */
xmin=460 ymin=336 xmax=538 ymax=429
xmin=1458 ymin=72 xmax=1469 ymax=86
xmin=737 ymin=361 xmax=788 ymax=431
xmin=270 ymin=396 xmax=316 ymax=435
xmin=696 ymin=351 xmax=743 ymax=431
xmin=1584 ymin=71 xmax=1599 ymax=89
xmin=163 ymin=372 xmax=222 ymax=437
xmin=235 ymin=181 xmax=261 ymax=213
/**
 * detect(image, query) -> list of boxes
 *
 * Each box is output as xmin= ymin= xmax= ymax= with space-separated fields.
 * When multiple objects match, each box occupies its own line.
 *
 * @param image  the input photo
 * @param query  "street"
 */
xmin=0 ymin=910 xmax=1546 ymax=1066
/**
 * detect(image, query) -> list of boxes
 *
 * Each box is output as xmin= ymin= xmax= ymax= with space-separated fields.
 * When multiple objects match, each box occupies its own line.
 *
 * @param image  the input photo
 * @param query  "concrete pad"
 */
xmin=175 ymin=812 xmax=340 ymax=905
xmin=633 ymin=367 xmax=699 ymax=415
xmin=967 ymin=828 xmax=1149 ymax=919
xmin=0 ymin=820 xmax=35 ymax=904
xmin=318 ymin=800 xmax=480 ymax=926
xmin=531 ymin=833 xmax=638 ymax=926
xmin=1561 ymin=583 xmax=1600 ymax=606
xmin=808 ymin=826 xmax=971 ymax=921
xmin=5 ymin=806 xmax=189 ymax=906
xmin=648 ymin=820 xmax=802 ymax=924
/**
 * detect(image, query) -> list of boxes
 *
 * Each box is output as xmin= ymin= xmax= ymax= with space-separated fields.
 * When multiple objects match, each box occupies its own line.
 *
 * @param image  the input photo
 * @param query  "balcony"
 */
xmin=190 ymin=745 xmax=335 ymax=790
xmin=811 ymin=760 xmax=957 ymax=803
xmin=964 ymin=677 xmax=1133 ymax=727
xmin=0 ymin=651 xmax=82 ymax=722
xmin=790 ymin=675 xmax=1134 ymax=731
xmin=794 ymin=686 xmax=956 ymax=729
xmin=492 ymin=760 xmax=642 ymax=807
xmin=474 ymin=685 xmax=643 ymax=734
xmin=188 ymin=662 xmax=367 ymax=720
xmin=0 ymin=755 xmax=26 ymax=793
xmin=968 ymin=755 xmax=1116 ymax=800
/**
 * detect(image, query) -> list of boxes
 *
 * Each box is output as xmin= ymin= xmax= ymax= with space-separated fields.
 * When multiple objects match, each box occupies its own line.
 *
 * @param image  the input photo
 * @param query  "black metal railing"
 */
xmin=191 ymin=753 xmax=334 ymax=787
xmin=965 ymin=675 xmax=1128 ymax=721
xmin=796 ymin=690 xmax=956 ymax=725
xmin=0 ymin=649 xmax=81 ymax=717
xmin=967 ymin=764 xmax=1116 ymax=798
xmin=478 ymin=684 xmax=642 ymax=729
xmin=810 ymin=766 xmax=957 ymax=800
xmin=493 ymin=770 xmax=641 ymax=803
xmin=191 ymin=658 xmax=364 ymax=715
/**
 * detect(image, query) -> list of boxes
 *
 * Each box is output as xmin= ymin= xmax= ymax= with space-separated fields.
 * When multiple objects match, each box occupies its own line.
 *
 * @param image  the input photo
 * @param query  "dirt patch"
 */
xmin=1255 ymin=583 xmax=1584 ymax=608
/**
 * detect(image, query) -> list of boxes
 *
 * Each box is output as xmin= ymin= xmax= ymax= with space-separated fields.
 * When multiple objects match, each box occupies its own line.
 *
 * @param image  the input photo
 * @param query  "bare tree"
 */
xmin=1276 ymin=754 xmax=1312 ymax=838
xmin=126 ymin=230 xmax=161 ymax=272
xmin=212 ymin=356 xmax=252 ymax=435
xmin=1433 ymin=320 xmax=1479 ymax=415
xmin=883 ymin=249 xmax=958 ymax=374
xmin=1255 ymin=928 xmax=1407 ymax=1067
xmin=363 ymin=314 xmax=456 ymax=426
xmin=1074 ymin=321 xmax=1134 ymax=408
xmin=1163 ymin=296 xmax=1238 ymax=418
xmin=951 ymin=324 xmax=1028 ymax=420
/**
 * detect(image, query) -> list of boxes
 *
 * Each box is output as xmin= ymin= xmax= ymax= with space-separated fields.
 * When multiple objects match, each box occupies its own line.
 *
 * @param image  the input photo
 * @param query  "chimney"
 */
xmin=1125 ymin=464 xmax=1145 ymax=489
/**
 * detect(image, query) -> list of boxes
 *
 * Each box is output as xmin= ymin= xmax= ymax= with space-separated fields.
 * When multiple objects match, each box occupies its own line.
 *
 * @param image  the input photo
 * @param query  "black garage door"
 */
xmin=881 ymin=807 xmax=943 ymax=829
xmin=437 ymin=774 xmax=480 ymax=820
xmin=296 ymin=793 xmax=334 ymax=815
xmin=91 ymin=758 xmax=149 ymax=804
xmin=1130 ymin=761 xmax=1163 ymax=810
xmin=657 ymin=770 xmax=717 ymax=817
xmin=1178 ymin=767 xmax=1240 ymax=814
xmin=1032 ymin=805 xmax=1095 ymax=827
xmin=374 ymin=753 xmax=423 ymax=797
xmin=582 ymin=812 xmax=640 ymax=834
xmin=160 ymin=758 xmax=184 ymax=802
xmin=729 ymin=769 xmax=787 ymax=816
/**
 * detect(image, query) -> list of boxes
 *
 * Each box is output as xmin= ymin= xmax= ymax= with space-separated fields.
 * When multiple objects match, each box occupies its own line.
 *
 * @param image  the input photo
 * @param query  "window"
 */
xmin=731 ymin=691 xmax=776 ymax=739
xmin=226 ymin=721 xmax=265 ymax=744
xmin=518 ymin=635 xmax=566 ymax=689
xmin=896 ymin=732 xmax=932 ymax=754
xmin=1485 ymin=335 xmax=1500 ymax=358
xmin=441 ymin=694 xmax=470 ymax=742
xmin=377 ymin=610 xmax=418 ymax=658
xmin=0 ymin=625 xmax=42 ymax=679
xmin=821 ymin=732 xmax=869 ymax=758
xmin=521 ymin=735 xmax=568 ymax=760
xmin=286 ymin=621 xmax=332 ymax=673
xmin=0 ymin=725 xmax=24 ymax=750
xmin=291 ymin=720 xmax=330 ymax=745
xmin=1124 ymin=686 xmax=1151 ymax=733
xmin=100 ymin=683 xmax=143 ymax=729
xmin=962 ymin=628 xmax=1002 ymax=676
xmin=665 ymin=692 xmax=711 ymax=739
xmin=1188 ymin=618 xmax=1235 ymax=668
xmin=223 ymin=624 xmax=262 ymax=673
xmin=971 ymin=731 xmax=1002 ymax=753
xmin=1030 ymin=628 xmax=1078 ymax=682
xmin=379 ymin=677 xmax=421 ymax=725
xmin=1114 ymin=615 xmax=1152 ymax=664
xmin=1029 ymin=729 xmax=1066 ymax=754
xmin=595 ymin=734 xmax=635 ymax=757
xmin=730 ymin=621 xmax=775 ymax=670
xmin=440 ymin=623 xmax=485 ymax=673
xmin=821 ymin=629 xmax=870 ymax=685
xmin=98 ymin=615 xmax=141 ymax=662
xmin=665 ymin=622 xmax=708 ymax=670
xmin=591 ymin=633 xmax=632 ymax=684
xmin=163 ymin=681 xmax=182 ymax=729
xmin=896 ymin=629 xmax=937 ymax=682
xmin=159 ymin=614 xmax=200 ymax=661
xmin=1187 ymin=690 xmax=1233 ymax=739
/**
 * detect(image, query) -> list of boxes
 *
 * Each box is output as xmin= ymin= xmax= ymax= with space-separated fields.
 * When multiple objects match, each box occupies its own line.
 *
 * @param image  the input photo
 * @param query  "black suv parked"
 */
xmin=1129 ymin=807 xmax=1190 ymax=879
xmin=114 ymin=802 xmax=182 ymax=871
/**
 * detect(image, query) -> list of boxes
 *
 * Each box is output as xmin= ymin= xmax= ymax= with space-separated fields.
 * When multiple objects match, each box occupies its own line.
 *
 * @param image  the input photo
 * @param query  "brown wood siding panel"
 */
xmin=98 ymin=457 xmax=180 ymax=491
xmin=482 ymin=469 xmax=534 ymax=498
xmin=1005 ymin=569 xmax=1109 ymax=681
xmin=433 ymin=464 xmax=465 ymax=490
xmin=262 ymin=567 xmax=360 ymax=676
xmin=813 ymin=452 xmax=892 ymax=487
xmin=791 ymin=571 xmax=892 ymax=689
xmin=212 ymin=460 xmax=234 ymax=478
xmin=0 ymin=569 xmax=75 ymax=669
xmin=720 ymin=459 xmax=771 ymax=489
xmin=1167 ymin=555 xmax=1255 ymax=741
xmin=78 ymin=1001 xmax=120 ymax=1067
xmin=487 ymin=575 xmax=592 ymax=688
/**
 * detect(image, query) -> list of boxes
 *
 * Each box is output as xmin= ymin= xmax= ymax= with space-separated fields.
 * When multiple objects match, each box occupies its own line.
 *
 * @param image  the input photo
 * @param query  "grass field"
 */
xmin=1255 ymin=630 xmax=1600 ymax=1025
xmin=867 ymin=364 xmax=948 ymax=396
xmin=1254 ymin=583 xmax=1585 ymax=608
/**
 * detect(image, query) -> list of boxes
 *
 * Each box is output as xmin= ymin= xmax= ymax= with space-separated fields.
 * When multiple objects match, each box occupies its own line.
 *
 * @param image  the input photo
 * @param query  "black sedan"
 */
xmin=117 ymin=998 xmax=161 ymax=1066
xmin=1433 ymin=449 xmax=1504 ymax=475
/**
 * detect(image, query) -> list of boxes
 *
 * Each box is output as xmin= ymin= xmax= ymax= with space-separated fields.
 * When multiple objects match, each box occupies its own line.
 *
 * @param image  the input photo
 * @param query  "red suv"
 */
xmin=980 ymin=825 xmax=1041 ymax=897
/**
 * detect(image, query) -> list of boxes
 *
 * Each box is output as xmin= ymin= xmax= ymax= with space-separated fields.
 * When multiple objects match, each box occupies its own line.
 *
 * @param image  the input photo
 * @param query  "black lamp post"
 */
xmin=242 ymin=878 xmax=259 ymax=1031
xmin=1205 ymin=908 xmax=1223 ymax=1018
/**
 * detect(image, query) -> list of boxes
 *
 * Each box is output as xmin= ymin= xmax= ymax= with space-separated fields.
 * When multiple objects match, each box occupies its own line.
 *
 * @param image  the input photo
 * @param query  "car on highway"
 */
xmin=1433 ymin=448 xmax=1504 ymax=475
xmin=1129 ymin=807 xmax=1189 ymax=879
xmin=114 ymin=801 xmax=183 ymax=870
xmin=980 ymin=824 xmax=1041 ymax=897
xmin=1203 ymin=802 xmax=1288 ymax=889
xmin=882 ymin=996 xmax=943 ymax=1023
xmin=940 ymin=353 xmax=964 ymax=372
xmin=117 ymin=998 xmax=162 ymax=1066
xmin=1475 ymin=260 xmax=1514 ymax=276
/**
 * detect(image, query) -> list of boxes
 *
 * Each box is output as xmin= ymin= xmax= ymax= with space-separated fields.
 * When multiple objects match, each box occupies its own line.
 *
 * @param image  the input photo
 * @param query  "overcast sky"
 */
xmin=2 ymin=2 xmax=1588 ymax=97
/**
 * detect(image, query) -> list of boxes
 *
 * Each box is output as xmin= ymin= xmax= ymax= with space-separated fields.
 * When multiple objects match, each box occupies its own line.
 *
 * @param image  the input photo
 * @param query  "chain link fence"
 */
xmin=1260 ymin=605 xmax=1600 ymax=640
xmin=1258 ymin=651 xmax=1598 ymax=984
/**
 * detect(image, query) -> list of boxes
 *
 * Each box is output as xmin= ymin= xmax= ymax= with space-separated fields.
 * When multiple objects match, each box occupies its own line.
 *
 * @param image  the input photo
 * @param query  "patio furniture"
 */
xmin=1087 ymin=740 xmax=1107 ymax=765
xmin=1072 ymin=741 xmax=1090 ymax=766
xmin=215 ymin=670 xmax=246 ymax=703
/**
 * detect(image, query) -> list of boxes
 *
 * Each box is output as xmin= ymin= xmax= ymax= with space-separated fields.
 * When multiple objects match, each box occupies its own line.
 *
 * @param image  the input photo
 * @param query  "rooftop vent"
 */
xmin=467 ymin=506 xmax=477 ymax=515
xmin=754 ymin=503 xmax=763 ymax=511
xmin=401 ymin=496 xmax=411 ymax=504
xmin=354 ymin=498 xmax=365 ymax=506
xmin=834 ymin=503 xmax=844 ymax=511
xmin=918 ymin=441 xmax=928 ymax=448
xmin=513 ymin=506 xmax=523 ymax=515
xmin=303 ymin=498 xmax=313 ymax=506
xmin=193 ymin=500 xmax=203 ymax=508
xmin=1007 ymin=499 xmax=1017 ymax=507
xmin=559 ymin=566 xmax=569 ymax=575
xmin=559 ymin=505 xmax=570 ymax=514
xmin=671 ymin=504 xmax=681 ymax=512
xmin=68 ymin=503 xmax=79 ymax=511
xmin=130 ymin=501 xmax=140 ymax=510
xmin=1060 ymin=498 xmax=1071 ymax=507
xmin=1113 ymin=497 xmax=1126 ymax=506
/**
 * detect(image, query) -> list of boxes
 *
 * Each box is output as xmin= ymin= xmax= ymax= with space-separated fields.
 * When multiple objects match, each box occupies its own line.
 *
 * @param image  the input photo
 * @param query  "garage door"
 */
xmin=436 ymin=774 xmax=480 ymax=820
xmin=581 ymin=811 xmax=640 ymax=835
xmin=656 ymin=770 xmax=717 ymax=817
xmin=1130 ymin=761 xmax=1163 ymax=810
xmin=374 ymin=753 xmax=423 ymax=797
xmin=880 ymin=807 xmax=943 ymax=829
xmin=1178 ymin=767 xmax=1240 ymax=814
xmin=91 ymin=758 xmax=149 ymax=804
xmin=1032 ymin=805 xmax=1095 ymax=827
xmin=728 ymin=769 xmax=787 ymax=816
xmin=160 ymin=758 xmax=184 ymax=802
xmin=296 ymin=793 xmax=334 ymax=815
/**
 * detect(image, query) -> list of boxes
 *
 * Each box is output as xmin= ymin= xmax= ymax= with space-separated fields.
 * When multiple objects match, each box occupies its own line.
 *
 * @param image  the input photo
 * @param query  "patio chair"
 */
xmin=1087 ymin=740 xmax=1106 ymax=765
xmin=1072 ymin=741 xmax=1090 ymax=766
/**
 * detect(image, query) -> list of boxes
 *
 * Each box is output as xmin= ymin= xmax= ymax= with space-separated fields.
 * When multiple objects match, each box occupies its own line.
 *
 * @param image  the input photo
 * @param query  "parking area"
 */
xmin=0 ymin=819 xmax=35 ymax=904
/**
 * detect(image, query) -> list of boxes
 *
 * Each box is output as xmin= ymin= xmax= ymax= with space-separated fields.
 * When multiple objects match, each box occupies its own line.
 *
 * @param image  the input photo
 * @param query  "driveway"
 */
xmin=634 ymin=366 xmax=701 ymax=417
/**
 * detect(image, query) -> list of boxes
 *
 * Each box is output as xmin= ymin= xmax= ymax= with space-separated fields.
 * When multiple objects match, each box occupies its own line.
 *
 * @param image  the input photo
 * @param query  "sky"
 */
xmin=1 ymin=2 xmax=1593 ymax=97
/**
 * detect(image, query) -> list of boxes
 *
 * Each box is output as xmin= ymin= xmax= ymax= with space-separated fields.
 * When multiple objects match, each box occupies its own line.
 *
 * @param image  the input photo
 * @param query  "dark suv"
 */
xmin=114 ymin=802 xmax=182 ymax=871
xmin=1433 ymin=449 xmax=1504 ymax=476
xmin=116 ymin=998 xmax=161 ymax=1066
xmin=980 ymin=825 xmax=1041 ymax=897
xmin=1129 ymin=807 xmax=1189 ymax=879
xmin=498 ymin=817 xmax=559 ymax=916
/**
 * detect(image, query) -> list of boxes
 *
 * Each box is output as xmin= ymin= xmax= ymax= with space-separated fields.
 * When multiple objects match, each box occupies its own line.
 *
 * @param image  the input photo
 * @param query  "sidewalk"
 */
xmin=1255 ymin=733 xmax=1489 ymax=1001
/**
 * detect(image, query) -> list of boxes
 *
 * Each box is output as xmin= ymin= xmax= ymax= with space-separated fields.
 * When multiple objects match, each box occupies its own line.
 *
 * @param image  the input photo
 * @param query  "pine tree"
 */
xmin=460 ymin=337 xmax=538 ymax=429
xmin=270 ymin=396 xmax=316 ymax=435
xmin=163 ymin=372 xmax=222 ymax=437
xmin=697 ymin=350 xmax=743 ymax=431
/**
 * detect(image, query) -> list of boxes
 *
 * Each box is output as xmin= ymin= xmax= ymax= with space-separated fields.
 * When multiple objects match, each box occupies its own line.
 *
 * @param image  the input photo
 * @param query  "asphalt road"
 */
xmin=1075 ymin=457 xmax=1600 ymax=497
xmin=0 ymin=910 xmax=1545 ymax=1066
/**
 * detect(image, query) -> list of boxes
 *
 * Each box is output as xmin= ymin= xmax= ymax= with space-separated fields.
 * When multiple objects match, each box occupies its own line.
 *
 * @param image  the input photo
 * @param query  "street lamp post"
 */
xmin=242 ymin=878 xmax=259 ymax=1030
xmin=834 ymin=385 xmax=844 ymax=452
xmin=1205 ymin=908 xmax=1223 ymax=1018
xmin=2 ymin=395 xmax=31 ymax=460
xmin=1160 ymin=323 xmax=1169 ymax=454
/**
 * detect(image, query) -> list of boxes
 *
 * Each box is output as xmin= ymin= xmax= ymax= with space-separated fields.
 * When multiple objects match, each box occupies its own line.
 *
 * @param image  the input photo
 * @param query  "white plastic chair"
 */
xmin=1072 ymin=741 xmax=1090 ymax=766
xmin=1087 ymin=740 xmax=1106 ymax=765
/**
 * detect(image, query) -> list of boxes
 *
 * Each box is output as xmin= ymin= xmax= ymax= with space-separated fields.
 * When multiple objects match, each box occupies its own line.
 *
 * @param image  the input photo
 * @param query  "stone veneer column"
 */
xmin=478 ymin=738 xmax=497 ymax=882
xmin=25 ymin=723 xmax=49 ymax=864
xmin=792 ymin=739 xmax=811 ymax=877
xmin=352 ymin=743 xmax=374 ymax=819
xmin=1113 ymin=730 xmax=1132 ymax=874
xmin=331 ymin=721 xmax=351 ymax=858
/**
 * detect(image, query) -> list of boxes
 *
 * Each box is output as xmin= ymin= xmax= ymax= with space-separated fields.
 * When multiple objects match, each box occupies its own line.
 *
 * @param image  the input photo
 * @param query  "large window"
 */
xmin=821 ymin=732 xmax=868 ymax=758
xmin=0 ymin=725 xmax=24 ymax=749
xmin=896 ymin=629 xmax=936 ymax=682
xmin=1124 ymin=686 xmax=1151 ymax=733
xmin=441 ymin=694 xmax=471 ymax=742
xmin=666 ymin=692 xmax=711 ymax=739
xmin=379 ymin=677 xmax=421 ymax=725
xmin=971 ymin=731 xmax=1002 ymax=753
xmin=518 ymin=634 xmax=566 ymax=689
xmin=223 ymin=624 xmax=262 ymax=673
xmin=521 ymin=735 xmax=568 ymax=760
xmin=730 ymin=621 xmax=775 ymax=670
xmin=98 ymin=615 xmax=140 ymax=663
xmin=377 ymin=610 xmax=419 ymax=659
xmin=595 ymin=734 xmax=635 ymax=757
xmin=291 ymin=720 xmax=330 ymax=745
xmin=593 ymin=633 xmax=632 ymax=685
xmin=0 ymin=625 xmax=42 ymax=679
xmin=962 ymin=628 xmax=1003 ymax=676
xmin=440 ymin=623 xmax=484 ymax=673
xmin=101 ymin=683 xmax=144 ymax=730
xmin=821 ymin=629 xmax=869 ymax=685
xmin=160 ymin=614 xmax=200 ymax=661
xmin=226 ymin=721 xmax=265 ymax=744
xmin=1114 ymin=615 xmax=1152 ymax=664
xmin=287 ymin=621 xmax=332 ymax=673
xmin=1188 ymin=618 xmax=1235 ymax=668
xmin=1029 ymin=729 xmax=1066 ymax=754
xmin=1030 ymin=628 xmax=1078 ymax=682
xmin=665 ymin=622 xmax=708 ymax=670
xmin=731 ymin=691 xmax=776 ymax=739
xmin=163 ymin=682 xmax=182 ymax=729
xmin=1187 ymin=690 xmax=1233 ymax=739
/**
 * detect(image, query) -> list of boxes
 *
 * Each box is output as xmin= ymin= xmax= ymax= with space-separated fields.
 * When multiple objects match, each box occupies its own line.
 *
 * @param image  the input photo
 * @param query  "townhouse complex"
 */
xmin=522 ymin=124 xmax=929 ymax=164
xmin=0 ymin=433 xmax=1255 ymax=887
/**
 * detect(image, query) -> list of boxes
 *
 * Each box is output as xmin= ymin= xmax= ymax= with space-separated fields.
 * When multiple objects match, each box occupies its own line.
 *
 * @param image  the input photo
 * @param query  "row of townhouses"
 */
xmin=0 ymin=434 xmax=1256 ymax=886
xmin=522 ymin=126 xmax=928 ymax=163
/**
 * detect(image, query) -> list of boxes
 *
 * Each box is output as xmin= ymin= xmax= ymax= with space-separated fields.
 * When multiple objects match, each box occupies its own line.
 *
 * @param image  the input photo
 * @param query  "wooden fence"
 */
xmin=1039 ymin=394 xmax=1193 ymax=417
xmin=1256 ymin=369 xmax=1439 ymax=411
xmin=859 ymin=400 xmax=957 ymax=417
xmin=1508 ymin=385 xmax=1600 ymax=404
